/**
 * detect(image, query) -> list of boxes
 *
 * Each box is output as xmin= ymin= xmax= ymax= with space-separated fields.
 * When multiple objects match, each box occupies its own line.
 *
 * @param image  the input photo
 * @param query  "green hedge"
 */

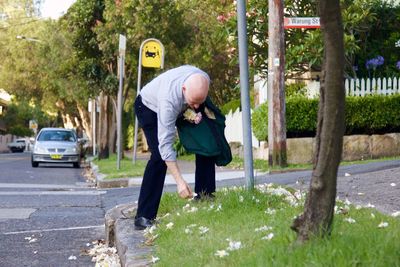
xmin=252 ymin=95 xmax=400 ymax=141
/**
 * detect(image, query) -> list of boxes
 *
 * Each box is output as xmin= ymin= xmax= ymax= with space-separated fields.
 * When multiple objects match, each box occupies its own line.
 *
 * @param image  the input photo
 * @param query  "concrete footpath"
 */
xmin=99 ymin=158 xmax=400 ymax=267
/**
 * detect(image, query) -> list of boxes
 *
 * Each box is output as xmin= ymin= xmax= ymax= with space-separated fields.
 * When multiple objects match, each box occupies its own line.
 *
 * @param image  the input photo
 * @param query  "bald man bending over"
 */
xmin=134 ymin=65 xmax=216 ymax=230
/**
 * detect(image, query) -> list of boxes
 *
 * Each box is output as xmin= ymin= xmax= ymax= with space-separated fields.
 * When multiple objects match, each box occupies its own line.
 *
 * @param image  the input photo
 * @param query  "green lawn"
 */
xmin=94 ymin=154 xmax=400 ymax=179
xmin=93 ymin=154 xmax=147 ymax=179
xmin=143 ymin=186 xmax=400 ymax=266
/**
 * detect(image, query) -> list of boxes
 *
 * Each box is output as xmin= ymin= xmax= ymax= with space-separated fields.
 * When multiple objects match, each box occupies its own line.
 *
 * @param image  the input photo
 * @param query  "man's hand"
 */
xmin=165 ymin=160 xmax=193 ymax=199
xmin=177 ymin=180 xmax=193 ymax=199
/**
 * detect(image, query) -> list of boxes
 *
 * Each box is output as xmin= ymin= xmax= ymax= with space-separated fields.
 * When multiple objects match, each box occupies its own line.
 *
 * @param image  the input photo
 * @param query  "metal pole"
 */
xmin=92 ymin=99 xmax=96 ymax=157
xmin=117 ymin=56 xmax=124 ymax=170
xmin=236 ymin=0 xmax=254 ymax=190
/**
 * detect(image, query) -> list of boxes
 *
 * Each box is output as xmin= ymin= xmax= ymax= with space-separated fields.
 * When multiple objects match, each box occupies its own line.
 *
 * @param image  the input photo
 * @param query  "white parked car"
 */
xmin=31 ymin=128 xmax=81 ymax=168
xmin=7 ymin=138 xmax=27 ymax=153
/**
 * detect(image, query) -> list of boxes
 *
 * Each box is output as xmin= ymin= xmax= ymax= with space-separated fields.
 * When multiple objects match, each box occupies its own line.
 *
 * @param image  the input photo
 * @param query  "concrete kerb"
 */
xmin=105 ymin=203 xmax=152 ymax=267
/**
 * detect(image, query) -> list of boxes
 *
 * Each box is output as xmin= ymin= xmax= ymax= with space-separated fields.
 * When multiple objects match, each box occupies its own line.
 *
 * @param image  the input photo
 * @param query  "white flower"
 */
xmin=176 ymin=212 xmax=181 ymax=216
xmin=151 ymin=256 xmax=160 ymax=263
xmin=344 ymin=198 xmax=351 ymax=205
xmin=184 ymin=228 xmax=192 ymax=234
xmin=365 ymin=203 xmax=375 ymax=208
xmin=356 ymin=205 xmax=362 ymax=210
xmin=68 ymin=255 xmax=77 ymax=261
xmin=255 ymin=199 xmax=260 ymax=203
xmin=183 ymin=204 xmax=198 ymax=213
xmin=161 ymin=213 xmax=170 ymax=218
xmin=199 ymin=226 xmax=209 ymax=235
xmin=166 ymin=222 xmax=174 ymax=229
xmin=239 ymin=195 xmax=244 ymax=202
xmin=344 ymin=217 xmax=356 ymax=224
xmin=357 ymin=192 xmax=365 ymax=196
xmin=215 ymin=250 xmax=229 ymax=258
xmin=294 ymin=190 xmax=305 ymax=200
xmin=345 ymin=173 xmax=351 ymax=177
xmin=261 ymin=233 xmax=274 ymax=240
xmin=391 ymin=211 xmax=400 ymax=217
xmin=216 ymin=204 xmax=222 ymax=212
xmin=28 ymin=238 xmax=38 ymax=243
xmin=390 ymin=183 xmax=396 ymax=187
xmin=265 ymin=208 xmax=276 ymax=215
xmin=378 ymin=222 xmax=389 ymax=228
xmin=255 ymin=225 xmax=273 ymax=232
xmin=227 ymin=241 xmax=242 ymax=251
xmin=144 ymin=225 xmax=157 ymax=235
xmin=188 ymin=207 xmax=198 ymax=213
xmin=371 ymin=213 xmax=376 ymax=218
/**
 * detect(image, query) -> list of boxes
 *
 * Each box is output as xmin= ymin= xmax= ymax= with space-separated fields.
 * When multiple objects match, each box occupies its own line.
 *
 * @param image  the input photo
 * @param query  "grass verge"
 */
xmin=145 ymin=185 xmax=400 ymax=266
xmin=93 ymin=154 xmax=147 ymax=179
xmin=93 ymin=153 xmax=400 ymax=179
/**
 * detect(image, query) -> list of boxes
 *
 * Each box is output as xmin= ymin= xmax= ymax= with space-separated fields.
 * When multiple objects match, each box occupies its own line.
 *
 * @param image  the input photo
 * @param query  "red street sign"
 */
xmin=284 ymin=17 xmax=320 ymax=29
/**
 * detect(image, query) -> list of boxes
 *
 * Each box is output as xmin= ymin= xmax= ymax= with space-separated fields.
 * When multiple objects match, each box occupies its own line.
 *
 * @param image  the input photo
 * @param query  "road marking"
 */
xmin=3 ymin=225 xmax=104 ymax=235
xmin=0 ymin=183 xmax=87 ymax=189
xmin=0 ymin=191 xmax=106 ymax=196
xmin=0 ymin=208 xmax=36 ymax=219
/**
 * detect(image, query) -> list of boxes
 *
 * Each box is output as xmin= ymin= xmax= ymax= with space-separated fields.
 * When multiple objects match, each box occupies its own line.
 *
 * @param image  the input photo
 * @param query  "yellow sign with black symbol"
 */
xmin=140 ymin=39 xmax=164 ymax=69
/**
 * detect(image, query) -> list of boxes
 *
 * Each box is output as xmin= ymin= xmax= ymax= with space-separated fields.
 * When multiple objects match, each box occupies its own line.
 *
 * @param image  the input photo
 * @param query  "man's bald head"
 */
xmin=183 ymin=73 xmax=209 ymax=109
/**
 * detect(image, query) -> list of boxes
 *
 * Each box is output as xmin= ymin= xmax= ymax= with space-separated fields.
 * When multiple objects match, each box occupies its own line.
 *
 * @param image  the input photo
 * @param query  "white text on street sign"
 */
xmin=284 ymin=17 xmax=320 ymax=29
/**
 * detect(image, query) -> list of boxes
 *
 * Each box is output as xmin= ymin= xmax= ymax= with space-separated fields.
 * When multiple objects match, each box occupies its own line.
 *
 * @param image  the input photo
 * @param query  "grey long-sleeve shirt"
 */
xmin=139 ymin=65 xmax=210 ymax=161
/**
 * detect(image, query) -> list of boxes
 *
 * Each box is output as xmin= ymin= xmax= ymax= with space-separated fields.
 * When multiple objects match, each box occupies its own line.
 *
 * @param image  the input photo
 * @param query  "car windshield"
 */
xmin=37 ymin=130 xmax=76 ymax=142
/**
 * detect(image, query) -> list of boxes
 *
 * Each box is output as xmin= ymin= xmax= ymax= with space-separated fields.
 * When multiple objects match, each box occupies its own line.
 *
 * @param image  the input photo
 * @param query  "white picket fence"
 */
xmin=228 ymin=76 xmax=400 ymax=148
xmin=345 ymin=77 xmax=400 ymax=96
xmin=224 ymin=108 xmax=259 ymax=147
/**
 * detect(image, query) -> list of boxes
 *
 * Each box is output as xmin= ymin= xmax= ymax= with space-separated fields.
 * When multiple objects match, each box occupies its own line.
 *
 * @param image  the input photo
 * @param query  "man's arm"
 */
xmin=165 ymin=161 xmax=193 ymax=198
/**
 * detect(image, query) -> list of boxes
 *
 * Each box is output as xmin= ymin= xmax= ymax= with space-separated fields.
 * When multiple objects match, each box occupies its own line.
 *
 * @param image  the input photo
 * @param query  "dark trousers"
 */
xmin=134 ymin=96 xmax=216 ymax=220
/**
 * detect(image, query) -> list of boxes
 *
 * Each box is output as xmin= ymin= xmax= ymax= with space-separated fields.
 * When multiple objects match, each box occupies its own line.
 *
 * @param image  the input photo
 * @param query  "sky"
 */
xmin=40 ymin=0 xmax=76 ymax=19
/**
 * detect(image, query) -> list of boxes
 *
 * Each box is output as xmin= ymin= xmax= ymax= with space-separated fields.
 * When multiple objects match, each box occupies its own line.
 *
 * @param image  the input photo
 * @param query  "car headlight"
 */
xmin=65 ymin=146 xmax=78 ymax=153
xmin=34 ymin=144 xmax=47 ymax=153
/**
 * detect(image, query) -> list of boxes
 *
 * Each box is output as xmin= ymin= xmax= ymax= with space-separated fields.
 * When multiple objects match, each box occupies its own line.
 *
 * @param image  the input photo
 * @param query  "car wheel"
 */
xmin=73 ymin=162 xmax=80 ymax=168
xmin=32 ymin=161 xmax=39 ymax=168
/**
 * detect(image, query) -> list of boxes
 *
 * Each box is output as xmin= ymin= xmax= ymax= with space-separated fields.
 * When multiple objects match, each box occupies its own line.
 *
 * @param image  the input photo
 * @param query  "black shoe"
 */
xmin=134 ymin=217 xmax=153 ymax=230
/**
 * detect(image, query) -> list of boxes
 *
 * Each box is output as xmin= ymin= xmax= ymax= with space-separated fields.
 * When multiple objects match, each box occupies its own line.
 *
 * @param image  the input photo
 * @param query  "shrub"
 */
xmin=252 ymin=94 xmax=400 ymax=141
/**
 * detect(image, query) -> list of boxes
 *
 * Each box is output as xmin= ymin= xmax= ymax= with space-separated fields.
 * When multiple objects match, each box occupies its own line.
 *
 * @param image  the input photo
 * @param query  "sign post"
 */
xmin=29 ymin=119 xmax=38 ymax=136
xmin=117 ymin=34 xmax=126 ymax=170
xmin=133 ymin=38 xmax=164 ymax=163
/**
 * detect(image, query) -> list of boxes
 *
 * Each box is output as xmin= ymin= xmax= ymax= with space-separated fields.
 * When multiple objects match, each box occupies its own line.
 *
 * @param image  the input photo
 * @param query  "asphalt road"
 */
xmin=0 ymin=152 xmax=139 ymax=267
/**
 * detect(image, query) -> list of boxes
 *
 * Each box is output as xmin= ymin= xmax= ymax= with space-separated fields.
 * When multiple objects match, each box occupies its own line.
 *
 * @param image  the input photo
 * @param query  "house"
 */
xmin=0 ymin=89 xmax=13 ymax=152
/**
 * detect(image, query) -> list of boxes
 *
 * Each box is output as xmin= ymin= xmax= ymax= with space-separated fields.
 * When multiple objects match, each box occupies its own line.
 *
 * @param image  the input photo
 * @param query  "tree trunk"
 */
xmin=76 ymin=103 xmax=91 ymax=140
xmin=98 ymin=92 xmax=109 ymax=159
xmin=291 ymin=0 xmax=345 ymax=242
xmin=109 ymin=96 xmax=117 ymax=155
xmin=267 ymin=0 xmax=287 ymax=167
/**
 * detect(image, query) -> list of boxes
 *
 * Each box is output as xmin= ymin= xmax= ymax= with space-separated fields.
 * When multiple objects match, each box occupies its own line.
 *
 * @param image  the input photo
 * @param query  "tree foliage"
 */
xmin=220 ymin=0 xmax=397 ymax=79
